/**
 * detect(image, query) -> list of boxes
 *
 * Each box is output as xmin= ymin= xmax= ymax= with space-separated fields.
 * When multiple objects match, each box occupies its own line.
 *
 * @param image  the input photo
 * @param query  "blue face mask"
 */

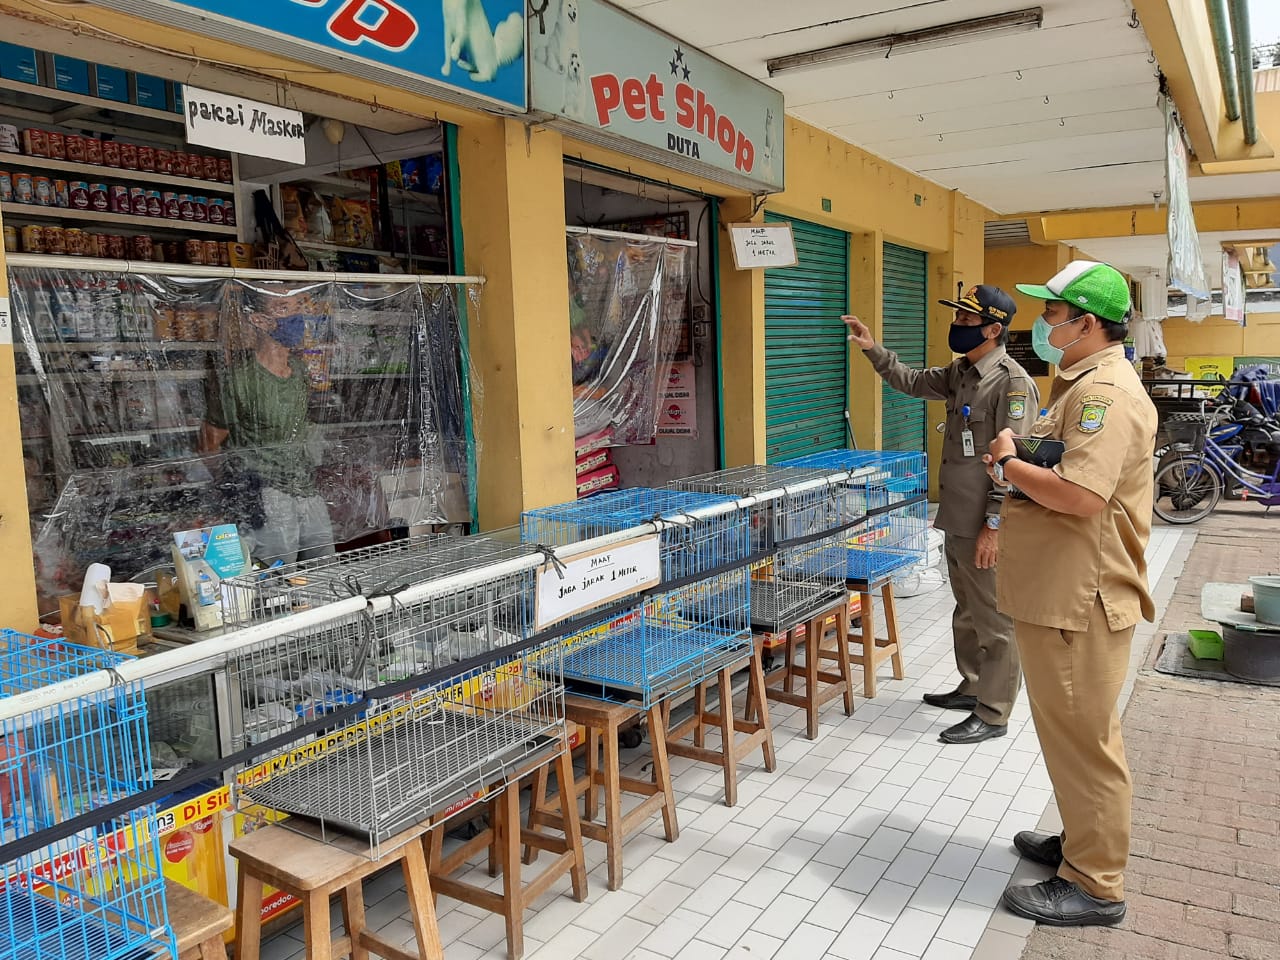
xmin=271 ymin=314 xmax=307 ymax=348
xmin=1032 ymin=313 xmax=1083 ymax=366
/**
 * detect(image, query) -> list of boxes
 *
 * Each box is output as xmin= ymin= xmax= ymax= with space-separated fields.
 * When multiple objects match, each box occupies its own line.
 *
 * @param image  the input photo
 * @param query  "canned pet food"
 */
xmin=109 ymin=184 xmax=130 ymax=213
xmin=33 ymin=176 xmax=52 ymax=205
xmin=65 ymin=229 xmax=88 ymax=256
xmin=207 ymin=198 xmax=225 ymax=225
xmin=119 ymin=143 xmax=138 ymax=170
xmin=21 ymin=128 xmax=47 ymax=157
xmin=178 ymin=194 xmax=194 ymax=221
xmin=137 ymin=146 xmax=156 ymax=172
xmin=130 ymin=186 xmax=148 ymax=216
xmin=162 ymin=191 xmax=179 ymax=219
xmin=155 ymin=148 xmax=174 ymax=174
xmin=43 ymin=225 xmax=65 ymax=255
xmin=202 ymin=156 xmax=220 ymax=180
xmin=146 ymin=190 xmax=162 ymax=217
xmin=191 ymin=196 xmax=208 ymax=222
xmin=90 ymin=183 xmax=109 ymax=211
xmin=184 ymin=238 xmax=204 ymax=264
xmin=65 ymin=134 xmax=85 ymax=162
xmin=90 ymin=234 xmax=109 ymax=257
xmin=218 ymin=243 xmax=231 ymax=267
xmin=131 ymin=235 xmax=153 ymax=260
xmin=101 ymin=140 xmax=121 ymax=167
xmin=223 ymin=198 xmax=236 ymax=226
xmin=0 ymin=125 xmax=18 ymax=153
xmin=186 ymin=153 xmax=204 ymax=177
xmin=46 ymin=132 xmax=65 ymax=161
xmin=0 ymin=171 xmax=11 ymax=203
xmin=217 ymin=157 xmax=232 ymax=183
xmin=2 ymin=226 xmax=15 ymax=252
xmin=84 ymin=137 xmax=103 ymax=165
xmin=203 ymin=240 xmax=221 ymax=264
xmin=13 ymin=172 xmax=33 ymax=203
xmin=53 ymin=180 xmax=68 ymax=208
xmin=106 ymin=234 xmax=126 ymax=259
xmin=20 ymin=225 xmax=43 ymax=253
xmin=69 ymin=181 xmax=90 ymax=210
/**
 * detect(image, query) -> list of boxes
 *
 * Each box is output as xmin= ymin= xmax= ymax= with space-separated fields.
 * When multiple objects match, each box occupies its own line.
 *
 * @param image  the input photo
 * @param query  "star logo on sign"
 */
xmin=682 ymin=64 xmax=691 ymax=81
xmin=674 ymin=45 xmax=685 ymax=63
xmin=669 ymin=56 xmax=679 ymax=76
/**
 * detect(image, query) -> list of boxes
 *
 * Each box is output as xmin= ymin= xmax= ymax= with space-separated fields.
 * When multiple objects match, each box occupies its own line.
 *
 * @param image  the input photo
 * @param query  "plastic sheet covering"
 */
xmin=567 ymin=232 xmax=689 ymax=445
xmin=11 ymin=266 xmax=478 ymax=613
xmin=1164 ymin=98 xmax=1210 ymax=301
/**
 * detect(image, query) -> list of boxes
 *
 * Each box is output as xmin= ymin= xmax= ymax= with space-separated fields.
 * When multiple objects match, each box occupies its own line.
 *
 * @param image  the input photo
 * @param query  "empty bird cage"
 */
xmin=222 ymin=535 xmax=566 ymax=858
xmin=671 ymin=465 xmax=864 ymax=633
xmin=520 ymin=488 xmax=753 ymax=704
xmin=781 ymin=450 xmax=930 ymax=583
xmin=0 ymin=630 xmax=175 ymax=960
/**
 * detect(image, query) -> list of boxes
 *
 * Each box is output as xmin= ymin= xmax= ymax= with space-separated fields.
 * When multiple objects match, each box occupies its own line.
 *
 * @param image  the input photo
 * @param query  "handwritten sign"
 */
xmin=535 ymin=535 xmax=661 ymax=630
xmin=183 ymin=86 xmax=305 ymax=164
xmin=729 ymin=223 xmax=797 ymax=270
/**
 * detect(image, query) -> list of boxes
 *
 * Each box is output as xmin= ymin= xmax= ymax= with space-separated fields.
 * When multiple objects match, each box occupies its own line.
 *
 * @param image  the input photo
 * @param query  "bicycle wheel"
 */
xmin=1153 ymin=456 xmax=1222 ymax=524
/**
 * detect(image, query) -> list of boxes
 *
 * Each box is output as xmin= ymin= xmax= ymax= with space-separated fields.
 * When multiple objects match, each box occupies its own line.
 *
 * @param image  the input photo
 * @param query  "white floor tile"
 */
xmin=883 ymin=847 xmax=936 ymax=888
xmin=857 ymin=879 xmax=916 ymax=923
xmin=638 ymin=908 xmax=706 ymax=957
xmin=807 ymin=885 xmax=866 ymax=931
xmin=949 ymin=815 xmax=999 ymax=850
xmin=581 ymin=916 xmax=653 ymax=960
xmin=881 ymin=906 xmax=945 ymax=956
xmin=921 ymin=940 xmax=973 ymax=960
xmin=669 ymin=850 xmax=729 ymax=889
xmin=736 ymin=866 xmax=793 ymax=908
xmin=909 ymin=873 xmax=965 ymax=917
xmin=835 ymin=854 xmax=892 ymax=894
xmin=725 ymin=930 xmax=784 ymax=960
xmin=631 ymin=880 xmax=697 ymax=927
xmin=698 ymin=901 xmax=762 ymax=948
xmin=958 ymin=866 xmax=1012 ymax=909
xmin=682 ymin=874 xmax=745 ymax=916
xmin=860 ymin=826 xmax=913 ymax=862
xmin=828 ymin=914 xmax=892 ymax=960
xmin=935 ymin=899 xmax=994 ymax=948
xmin=673 ymin=941 xmax=727 ymax=960
xmin=784 ymin=861 xmax=843 ymax=901
xmin=772 ymin=923 xmax=838 ymax=960
xmin=812 ymin=830 xmax=867 ymax=869
xmin=751 ymin=892 xmax=811 ymax=941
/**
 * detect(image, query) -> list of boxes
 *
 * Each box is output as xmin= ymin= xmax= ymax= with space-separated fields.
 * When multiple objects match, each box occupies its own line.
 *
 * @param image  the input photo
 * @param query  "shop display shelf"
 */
xmin=0 ymin=152 xmax=234 ymax=193
xmin=299 ymin=173 xmax=443 ymax=208
xmin=35 ymin=340 xmax=220 ymax=352
xmin=0 ymin=76 xmax=182 ymax=128
xmin=297 ymin=239 xmax=447 ymax=265
xmin=16 ymin=369 xmax=207 ymax=385
xmin=0 ymin=201 xmax=237 ymax=234
xmin=69 ymin=425 xmax=200 ymax=444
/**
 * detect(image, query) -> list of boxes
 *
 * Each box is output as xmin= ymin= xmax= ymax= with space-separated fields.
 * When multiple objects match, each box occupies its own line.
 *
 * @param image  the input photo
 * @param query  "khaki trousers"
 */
xmin=943 ymin=533 xmax=1022 ymax=725
xmin=1014 ymin=598 xmax=1133 ymax=902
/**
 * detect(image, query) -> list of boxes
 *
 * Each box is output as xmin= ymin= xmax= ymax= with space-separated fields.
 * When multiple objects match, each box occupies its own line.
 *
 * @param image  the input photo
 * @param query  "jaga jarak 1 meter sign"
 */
xmin=529 ymin=0 xmax=785 ymax=193
xmin=536 ymin=535 xmax=661 ymax=630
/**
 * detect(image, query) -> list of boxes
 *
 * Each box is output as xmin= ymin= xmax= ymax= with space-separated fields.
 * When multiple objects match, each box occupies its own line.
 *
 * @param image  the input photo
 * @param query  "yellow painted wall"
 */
xmin=1162 ymin=311 xmax=1280 ymax=370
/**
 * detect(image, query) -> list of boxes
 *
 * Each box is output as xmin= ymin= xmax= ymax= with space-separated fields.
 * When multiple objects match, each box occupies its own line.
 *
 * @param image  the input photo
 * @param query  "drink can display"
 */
xmin=223 ymin=198 xmax=236 ymax=226
xmin=106 ymin=234 xmax=126 ymax=258
xmin=203 ymin=240 xmax=221 ymax=265
xmin=65 ymin=228 xmax=88 ymax=256
xmin=217 ymin=157 xmax=232 ymax=182
xmin=2 ymin=226 xmax=16 ymax=252
xmin=155 ymin=149 xmax=174 ymax=174
xmin=202 ymin=156 xmax=220 ymax=180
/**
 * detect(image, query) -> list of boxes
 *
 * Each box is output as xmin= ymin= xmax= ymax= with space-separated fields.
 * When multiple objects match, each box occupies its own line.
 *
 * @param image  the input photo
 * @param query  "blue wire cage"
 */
xmin=521 ymin=488 xmax=754 ymax=705
xmin=0 ymin=631 xmax=174 ymax=960
xmin=671 ymin=465 xmax=864 ymax=633
xmin=781 ymin=451 xmax=929 ymax=583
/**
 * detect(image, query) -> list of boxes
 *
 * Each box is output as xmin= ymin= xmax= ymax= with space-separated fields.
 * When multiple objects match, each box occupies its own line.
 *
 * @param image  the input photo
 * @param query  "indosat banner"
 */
xmin=529 ymin=0 xmax=785 ymax=193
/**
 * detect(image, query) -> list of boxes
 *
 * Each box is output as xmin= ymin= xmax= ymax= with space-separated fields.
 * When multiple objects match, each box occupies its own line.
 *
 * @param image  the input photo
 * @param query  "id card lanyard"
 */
xmin=961 ymin=405 xmax=975 ymax=457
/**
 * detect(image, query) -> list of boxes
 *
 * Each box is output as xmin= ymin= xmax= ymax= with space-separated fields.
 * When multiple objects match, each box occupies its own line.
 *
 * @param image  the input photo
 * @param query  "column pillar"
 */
xmin=717 ymin=197 xmax=767 ymax=465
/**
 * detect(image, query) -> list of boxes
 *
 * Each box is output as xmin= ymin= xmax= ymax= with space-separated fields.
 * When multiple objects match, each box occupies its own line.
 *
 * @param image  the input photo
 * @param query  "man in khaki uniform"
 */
xmin=986 ymin=261 xmax=1156 ymax=926
xmin=845 ymin=285 xmax=1038 ymax=745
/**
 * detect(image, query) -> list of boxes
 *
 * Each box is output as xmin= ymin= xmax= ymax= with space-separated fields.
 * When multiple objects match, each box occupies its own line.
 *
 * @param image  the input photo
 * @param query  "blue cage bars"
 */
xmin=521 ymin=488 xmax=753 ymax=705
xmin=0 ymin=631 xmax=174 ymax=960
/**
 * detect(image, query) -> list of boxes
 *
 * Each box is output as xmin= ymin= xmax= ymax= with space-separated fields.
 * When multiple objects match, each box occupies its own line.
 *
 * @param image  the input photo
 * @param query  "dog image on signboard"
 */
xmin=563 ymin=49 xmax=587 ymax=120
xmin=441 ymin=0 xmax=524 ymax=83
xmin=536 ymin=0 xmax=581 ymax=77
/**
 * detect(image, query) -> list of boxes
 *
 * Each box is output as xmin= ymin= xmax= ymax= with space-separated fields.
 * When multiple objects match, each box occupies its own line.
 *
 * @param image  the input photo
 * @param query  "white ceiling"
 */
xmin=616 ymin=0 xmax=1278 ymax=217
xmin=1069 ymin=229 xmax=1280 ymax=287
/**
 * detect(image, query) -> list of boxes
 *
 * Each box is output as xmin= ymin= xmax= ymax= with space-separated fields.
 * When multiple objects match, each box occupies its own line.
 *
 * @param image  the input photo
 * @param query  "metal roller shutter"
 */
xmin=881 ymin=242 xmax=929 ymax=451
xmin=764 ymin=214 xmax=850 ymax=462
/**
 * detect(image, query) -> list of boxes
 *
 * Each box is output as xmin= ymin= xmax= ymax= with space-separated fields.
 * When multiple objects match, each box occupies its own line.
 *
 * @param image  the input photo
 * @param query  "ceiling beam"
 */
xmin=1026 ymin=197 xmax=1280 ymax=241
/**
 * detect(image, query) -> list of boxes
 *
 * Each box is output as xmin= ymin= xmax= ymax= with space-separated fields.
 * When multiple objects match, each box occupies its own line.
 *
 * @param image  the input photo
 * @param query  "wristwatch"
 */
xmin=985 ymin=515 xmax=1001 ymax=530
xmin=992 ymin=454 xmax=1017 ymax=485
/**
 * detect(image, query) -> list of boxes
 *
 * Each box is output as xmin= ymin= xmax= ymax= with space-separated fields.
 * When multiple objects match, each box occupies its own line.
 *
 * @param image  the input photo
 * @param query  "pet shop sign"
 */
xmin=102 ymin=0 xmax=527 ymax=110
xmin=529 ymin=0 xmax=784 ymax=193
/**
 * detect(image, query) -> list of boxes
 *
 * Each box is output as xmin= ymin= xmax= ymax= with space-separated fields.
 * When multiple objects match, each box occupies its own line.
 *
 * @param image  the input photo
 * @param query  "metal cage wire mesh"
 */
xmin=671 ymin=466 xmax=864 ymax=632
xmin=521 ymin=488 xmax=754 ymax=704
xmin=781 ymin=451 xmax=930 ymax=582
xmin=0 ymin=631 xmax=174 ymax=960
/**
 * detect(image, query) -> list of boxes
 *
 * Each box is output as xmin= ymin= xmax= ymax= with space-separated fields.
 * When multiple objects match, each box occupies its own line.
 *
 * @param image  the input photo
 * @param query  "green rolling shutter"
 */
xmin=881 ymin=242 xmax=929 ymax=451
xmin=764 ymin=214 xmax=850 ymax=462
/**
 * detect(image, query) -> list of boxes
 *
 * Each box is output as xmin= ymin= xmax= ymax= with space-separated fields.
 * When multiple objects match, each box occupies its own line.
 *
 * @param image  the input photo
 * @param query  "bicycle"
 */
xmin=1152 ymin=406 xmax=1280 ymax=524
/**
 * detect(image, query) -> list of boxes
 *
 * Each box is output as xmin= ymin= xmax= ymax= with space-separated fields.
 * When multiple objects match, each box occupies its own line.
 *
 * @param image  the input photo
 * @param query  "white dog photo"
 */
xmin=442 ymin=0 xmax=524 ymax=83
xmin=562 ymin=49 xmax=587 ymax=119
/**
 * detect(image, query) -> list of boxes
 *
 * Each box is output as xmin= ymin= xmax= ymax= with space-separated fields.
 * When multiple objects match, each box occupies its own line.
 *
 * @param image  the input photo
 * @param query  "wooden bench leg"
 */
xmin=402 ymin=837 xmax=445 ymax=960
xmin=340 ymin=883 xmax=370 ymax=960
xmin=523 ymin=763 xmax=549 ymax=866
xmin=883 ymin=583 xmax=905 ymax=680
xmin=647 ymin=705 xmax=679 ymax=843
xmin=585 ymin=726 xmax=601 ymax=824
xmin=499 ymin=784 xmax=523 ymax=960
xmin=859 ymin=588 xmax=877 ymax=698
xmin=716 ymin=667 xmax=737 ymax=806
xmin=555 ymin=741 xmax=589 ymax=902
xmin=694 ymin=682 xmax=708 ymax=748
xmin=602 ymin=717 xmax=625 ymax=891
xmin=804 ymin=613 xmax=821 ymax=739
xmin=196 ymin=936 xmax=227 ymax=960
xmin=834 ymin=606 xmax=856 ymax=715
xmin=233 ymin=870 xmax=263 ymax=960
xmin=301 ymin=882 xmax=333 ymax=960
xmin=748 ymin=641 xmax=777 ymax=772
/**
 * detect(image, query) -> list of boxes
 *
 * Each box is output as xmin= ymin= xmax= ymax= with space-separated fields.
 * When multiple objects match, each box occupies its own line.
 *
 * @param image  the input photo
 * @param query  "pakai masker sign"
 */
xmin=529 ymin=0 xmax=784 ymax=193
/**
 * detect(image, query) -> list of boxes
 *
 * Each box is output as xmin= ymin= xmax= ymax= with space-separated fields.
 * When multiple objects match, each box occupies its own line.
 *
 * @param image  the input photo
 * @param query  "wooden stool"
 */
xmin=166 ymin=880 xmax=232 ymax=960
xmin=662 ymin=639 xmax=776 ymax=805
xmin=755 ymin=597 xmax=856 ymax=739
xmin=526 ymin=696 xmax=677 ymax=891
xmin=847 ymin=578 xmax=904 ymax=699
xmin=424 ymin=742 xmax=587 ymax=960
xmin=231 ymin=820 xmax=441 ymax=960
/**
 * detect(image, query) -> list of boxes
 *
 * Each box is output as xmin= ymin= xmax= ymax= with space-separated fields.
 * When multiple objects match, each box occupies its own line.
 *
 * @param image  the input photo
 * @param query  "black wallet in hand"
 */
xmin=1009 ymin=437 xmax=1065 ymax=500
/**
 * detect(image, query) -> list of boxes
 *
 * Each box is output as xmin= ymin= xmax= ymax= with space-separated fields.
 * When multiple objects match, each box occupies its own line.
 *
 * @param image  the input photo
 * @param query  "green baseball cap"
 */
xmin=1015 ymin=260 xmax=1131 ymax=323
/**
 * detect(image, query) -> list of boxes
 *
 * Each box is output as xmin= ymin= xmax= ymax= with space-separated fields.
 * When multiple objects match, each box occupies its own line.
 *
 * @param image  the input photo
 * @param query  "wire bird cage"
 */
xmin=781 ymin=451 xmax=929 ymax=583
xmin=671 ymin=465 xmax=864 ymax=633
xmin=220 ymin=535 xmax=566 ymax=858
xmin=521 ymin=488 xmax=753 ymax=705
xmin=0 ymin=631 xmax=174 ymax=960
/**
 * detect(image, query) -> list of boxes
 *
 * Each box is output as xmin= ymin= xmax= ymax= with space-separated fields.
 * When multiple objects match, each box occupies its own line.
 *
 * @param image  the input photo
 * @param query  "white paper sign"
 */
xmin=0 ymin=297 xmax=10 ymax=345
xmin=729 ymin=223 xmax=798 ymax=270
xmin=182 ymin=85 xmax=306 ymax=164
xmin=536 ymin=535 xmax=661 ymax=630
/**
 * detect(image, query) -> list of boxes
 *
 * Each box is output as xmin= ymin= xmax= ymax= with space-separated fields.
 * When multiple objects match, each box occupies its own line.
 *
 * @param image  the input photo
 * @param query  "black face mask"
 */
xmin=949 ymin=322 xmax=991 ymax=355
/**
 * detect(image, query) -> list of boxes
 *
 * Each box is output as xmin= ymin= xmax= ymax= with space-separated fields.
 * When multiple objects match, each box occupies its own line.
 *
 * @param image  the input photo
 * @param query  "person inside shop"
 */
xmin=198 ymin=287 xmax=335 ymax=566
xmin=985 ymin=261 xmax=1156 ymax=926
xmin=843 ymin=285 xmax=1038 ymax=746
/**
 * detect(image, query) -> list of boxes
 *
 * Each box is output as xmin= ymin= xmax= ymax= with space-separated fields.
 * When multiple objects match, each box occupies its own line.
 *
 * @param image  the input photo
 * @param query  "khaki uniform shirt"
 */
xmin=997 ymin=345 xmax=1158 ymax=632
xmin=865 ymin=343 xmax=1039 ymax=538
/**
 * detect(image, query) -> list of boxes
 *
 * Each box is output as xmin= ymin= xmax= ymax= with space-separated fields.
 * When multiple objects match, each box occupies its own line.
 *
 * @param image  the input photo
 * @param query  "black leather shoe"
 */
xmin=1014 ymin=831 xmax=1065 ymax=868
xmin=939 ymin=713 xmax=1007 ymax=745
xmin=922 ymin=688 xmax=977 ymax=711
xmin=1002 ymin=877 xmax=1126 ymax=926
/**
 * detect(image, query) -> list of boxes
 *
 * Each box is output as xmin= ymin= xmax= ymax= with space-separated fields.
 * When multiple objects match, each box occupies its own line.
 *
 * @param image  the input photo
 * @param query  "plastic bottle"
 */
xmin=196 ymin=569 xmax=216 ymax=606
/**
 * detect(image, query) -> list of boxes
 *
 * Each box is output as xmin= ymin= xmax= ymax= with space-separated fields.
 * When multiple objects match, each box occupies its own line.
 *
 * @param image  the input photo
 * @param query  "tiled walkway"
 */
xmin=259 ymin=526 xmax=1187 ymax=960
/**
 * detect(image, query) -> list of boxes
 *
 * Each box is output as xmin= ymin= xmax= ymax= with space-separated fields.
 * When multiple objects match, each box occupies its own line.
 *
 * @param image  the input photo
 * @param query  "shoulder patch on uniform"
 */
xmin=1008 ymin=394 xmax=1027 ymax=420
xmin=1079 ymin=402 xmax=1108 ymax=433
xmin=1082 ymin=394 xmax=1114 ymax=407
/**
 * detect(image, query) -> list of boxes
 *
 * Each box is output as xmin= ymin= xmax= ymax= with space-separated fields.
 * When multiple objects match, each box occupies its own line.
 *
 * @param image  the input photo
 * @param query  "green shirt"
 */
xmin=207 ymin=355 xmax=316 ymax=496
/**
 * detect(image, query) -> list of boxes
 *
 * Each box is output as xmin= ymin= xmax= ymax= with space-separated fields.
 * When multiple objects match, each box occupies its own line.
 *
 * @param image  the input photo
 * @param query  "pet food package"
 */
xmin=576 ymin=465 xmax=620 ymax=498
xmin=574 ymin=426 xmax=614 ymax=459
xmin=278 ymin=185 xmax=306 ymax=237
xmin=575 ymin=448 xmax=611 ymax=477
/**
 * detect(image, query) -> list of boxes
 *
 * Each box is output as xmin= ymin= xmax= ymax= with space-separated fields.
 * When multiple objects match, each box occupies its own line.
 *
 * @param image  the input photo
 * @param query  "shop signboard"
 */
xmin=1235 ymin=356 xmax=1280 ymax=377
xmin=98 ymin=0 xmax=528 ymax=110
xmin=657 ymin=360 xmax=698 ymax=438
xmin=183 ymin=86 xmax=306 ymax=163
xmin=529 ymin=0 xmax=784 ymax=193
xmin=1184 ymin=356 xmax=1233 ymax=395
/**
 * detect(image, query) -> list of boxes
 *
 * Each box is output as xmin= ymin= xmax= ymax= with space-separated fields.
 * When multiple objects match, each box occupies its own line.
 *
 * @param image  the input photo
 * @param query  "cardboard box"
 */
xmin=58 ymin=593 xmax=152 ymax=654
xmin=51 ymin=56 xmax=91 ymax=95
xmin=94 ymin=64 xmax=129 ymax=103
xmin=0 ymin=42 xmax=40 ymax=84
xmin=133 ymin=72 xmax=167 ymax=109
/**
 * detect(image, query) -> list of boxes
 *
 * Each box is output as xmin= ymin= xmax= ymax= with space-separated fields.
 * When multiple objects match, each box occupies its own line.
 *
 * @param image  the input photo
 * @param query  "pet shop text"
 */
xmin=291 ymin=0 xmax=419 ymax=51
xmin=590 ymin=72 xmax=756 ymax=174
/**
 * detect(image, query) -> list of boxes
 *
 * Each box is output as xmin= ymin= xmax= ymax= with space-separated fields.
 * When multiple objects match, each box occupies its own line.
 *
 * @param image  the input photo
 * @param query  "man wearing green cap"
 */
xmin=983 ymin=260 xmax=1157 ymax=926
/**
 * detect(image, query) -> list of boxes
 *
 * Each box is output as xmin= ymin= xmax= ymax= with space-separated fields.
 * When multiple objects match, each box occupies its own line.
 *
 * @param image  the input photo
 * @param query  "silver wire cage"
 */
xmin=0 ymin=631 xmax=175 ymax=960
xmin=520 ymin=488 xmax=754 ymax=705
xmin=671 ymin=465 xmax=864 ymax=633
xmin=781 ymin=451 xmax=930 ymax=583
xmin=223 ymin=536 xmax=566 ymax=858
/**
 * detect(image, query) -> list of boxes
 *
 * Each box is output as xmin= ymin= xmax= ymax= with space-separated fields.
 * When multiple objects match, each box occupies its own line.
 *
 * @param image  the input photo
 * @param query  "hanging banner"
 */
xmin=1222 ymin=250 xmax=1245 ymax=325
xmin=1164 ymin=98 xmax=1209 ymax=300
xmin=96 ymin=0 xmax=528 ymax=110
xmin=529 ymin=0 xmax=785 ymax=193
xmin=183 ymin=87 xmax=305 ymax=163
